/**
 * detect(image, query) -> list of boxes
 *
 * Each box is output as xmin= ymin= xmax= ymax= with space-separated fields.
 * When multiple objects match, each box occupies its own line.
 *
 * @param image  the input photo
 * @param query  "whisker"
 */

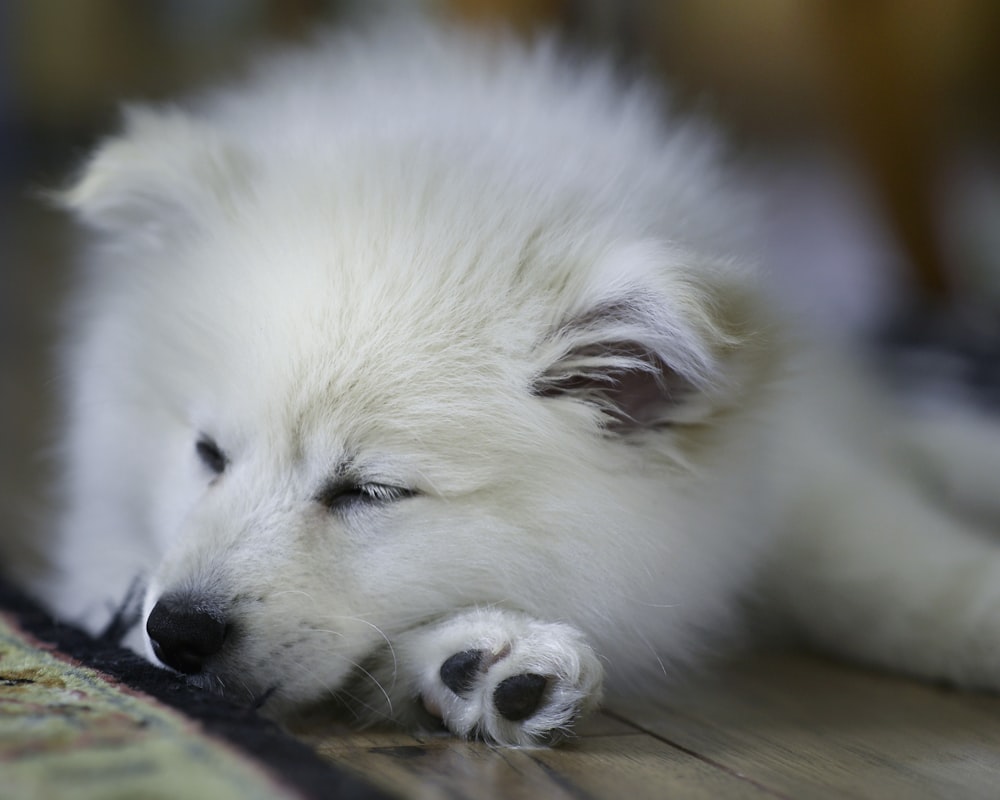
xmin=300 ymin=613 xmax=400 ymax=695
xmin=351 ymin=660 xmax=394 ymax=717
xmin=238 ymin=678 xmax=256 ymax=703
xmin=270 ymin=590 xmax=317 ymax=602
xmin=634 ymin=629 xmax=668 ymax=678
xmin=286 ymin=653 xmax=395 ymax=723
xmin=305 ymin=628 xmax=345 ymax=638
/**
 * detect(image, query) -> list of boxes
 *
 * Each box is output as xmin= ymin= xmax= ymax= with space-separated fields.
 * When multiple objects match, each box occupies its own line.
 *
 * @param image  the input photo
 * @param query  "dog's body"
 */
xmin=33 ymin=23 xmax=1000 ymax=745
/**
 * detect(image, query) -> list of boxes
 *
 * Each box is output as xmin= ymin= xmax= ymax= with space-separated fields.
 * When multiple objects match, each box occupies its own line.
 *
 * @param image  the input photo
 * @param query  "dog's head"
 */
xmin=60 ymin=94 xmax=775 ymax=715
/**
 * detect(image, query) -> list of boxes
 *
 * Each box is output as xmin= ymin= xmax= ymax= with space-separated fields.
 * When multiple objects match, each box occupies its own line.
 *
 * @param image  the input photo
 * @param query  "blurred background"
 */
xmin=1 ymin=0 xmax=999 ymax=573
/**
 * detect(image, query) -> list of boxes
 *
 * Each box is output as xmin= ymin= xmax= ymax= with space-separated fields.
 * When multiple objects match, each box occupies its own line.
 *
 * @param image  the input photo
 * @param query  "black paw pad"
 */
xmin=440 ymin=649 xmax=485 ymax=696
xmin=493 ymin=673 xmax=548 ymax=722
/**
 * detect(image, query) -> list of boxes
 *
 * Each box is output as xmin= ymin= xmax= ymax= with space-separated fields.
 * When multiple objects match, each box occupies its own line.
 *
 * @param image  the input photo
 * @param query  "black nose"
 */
xmin=146 ymin=598 xmax=228 ymax=674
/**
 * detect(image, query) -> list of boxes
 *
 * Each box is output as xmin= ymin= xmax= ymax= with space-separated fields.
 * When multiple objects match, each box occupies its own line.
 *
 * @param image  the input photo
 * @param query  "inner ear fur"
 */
xmin=532 ymin=277 xmax=766 ymax=432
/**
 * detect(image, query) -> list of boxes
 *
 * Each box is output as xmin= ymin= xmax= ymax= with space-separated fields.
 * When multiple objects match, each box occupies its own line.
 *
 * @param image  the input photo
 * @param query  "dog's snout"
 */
xmin=146 ymin=598 xmax=228 ymax=674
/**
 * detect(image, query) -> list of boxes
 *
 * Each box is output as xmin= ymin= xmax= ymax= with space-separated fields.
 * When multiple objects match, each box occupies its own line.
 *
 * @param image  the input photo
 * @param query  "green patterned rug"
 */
xmin=0 ymin=581 xmax=385 ymax=799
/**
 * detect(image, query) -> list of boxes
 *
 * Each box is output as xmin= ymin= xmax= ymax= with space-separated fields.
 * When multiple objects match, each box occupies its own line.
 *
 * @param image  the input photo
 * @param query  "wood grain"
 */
xmin=294 ymin=717 xmax=777 ymax=799
xmin=610 ymin=651 xmax=1000 ymax=800
xmin=293 ymin=652 xmax=1000 ymax=799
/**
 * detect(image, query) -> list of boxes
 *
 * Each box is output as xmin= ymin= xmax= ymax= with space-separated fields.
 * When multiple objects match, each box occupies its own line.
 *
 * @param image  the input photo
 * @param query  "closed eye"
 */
xmin=316 ymin=481 xmax=416 ymax=512
xmin=196 ymin=435 xmax=227 ymax=475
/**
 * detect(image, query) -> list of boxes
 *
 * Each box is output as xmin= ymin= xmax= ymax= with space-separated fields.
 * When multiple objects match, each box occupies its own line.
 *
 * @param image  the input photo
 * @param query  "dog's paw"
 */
xmin=401 ymin=608 xmax=603 ymax=746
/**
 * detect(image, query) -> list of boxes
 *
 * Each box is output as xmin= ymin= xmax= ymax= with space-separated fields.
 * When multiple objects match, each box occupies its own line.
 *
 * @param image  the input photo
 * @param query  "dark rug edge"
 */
xmin=0 ymin=576 xmax=391 ymax=800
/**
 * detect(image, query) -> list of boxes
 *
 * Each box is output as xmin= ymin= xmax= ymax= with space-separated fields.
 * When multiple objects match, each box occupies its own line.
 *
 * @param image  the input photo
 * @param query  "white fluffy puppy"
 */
xmin=36 ymin=22 xmax=1000 ymax=746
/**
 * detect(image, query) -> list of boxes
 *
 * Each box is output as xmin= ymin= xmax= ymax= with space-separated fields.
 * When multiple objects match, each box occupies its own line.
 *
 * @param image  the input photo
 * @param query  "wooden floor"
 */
xmin=5 ymin=194 xmax=1000 ymax=800
xmin=289 ymin=650 xmax=1000 ymax=800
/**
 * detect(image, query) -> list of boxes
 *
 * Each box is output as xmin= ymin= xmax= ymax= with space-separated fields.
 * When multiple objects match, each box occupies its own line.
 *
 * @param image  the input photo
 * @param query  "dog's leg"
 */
xmin=898 ymin=409 xmax=1000 ymax=525
xmin=393 ymin=607 xmax=604 ymax=746
xmin=767 ymin=458 xmax=1000 ymax=690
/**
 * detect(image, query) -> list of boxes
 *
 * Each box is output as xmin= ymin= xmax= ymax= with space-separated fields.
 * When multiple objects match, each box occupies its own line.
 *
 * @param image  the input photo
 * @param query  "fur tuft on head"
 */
xmin=54 ymin=106 xmax=251 ymax=238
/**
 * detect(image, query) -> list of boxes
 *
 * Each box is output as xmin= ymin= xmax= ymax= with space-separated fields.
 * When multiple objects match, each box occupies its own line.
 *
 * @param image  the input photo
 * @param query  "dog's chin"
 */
xmin=178 ymin=667 xmax=292 ymax=718
xmin=177 ymin=645 xmax=394 ymax=723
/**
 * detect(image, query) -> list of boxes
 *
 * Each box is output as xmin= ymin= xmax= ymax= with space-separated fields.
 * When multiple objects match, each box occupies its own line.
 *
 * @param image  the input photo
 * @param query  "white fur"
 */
xmin=31 ymin=22 xmax=1000 ymax=746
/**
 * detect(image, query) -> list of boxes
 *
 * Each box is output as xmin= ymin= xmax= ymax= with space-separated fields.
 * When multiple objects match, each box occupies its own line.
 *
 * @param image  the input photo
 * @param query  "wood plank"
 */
xmin=292 ymin=651 xmax=1000 ymax=798
xmin=528 ymin=734 xmax=780 ymax=800
xmin=293 ymin=713 xmax=776 ymax=799
xmin=296 ymin=728 xmax=581 ymax=800
xmin=609 ymin=650 xmax=1000 ymax=800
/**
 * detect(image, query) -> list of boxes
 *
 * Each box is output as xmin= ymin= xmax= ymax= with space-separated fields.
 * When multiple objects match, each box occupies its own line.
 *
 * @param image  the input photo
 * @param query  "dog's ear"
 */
xmin=532 ymin=242 xmax=763 ymax=432
xmin=55 ymin=106 xmax=250 ymax=238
